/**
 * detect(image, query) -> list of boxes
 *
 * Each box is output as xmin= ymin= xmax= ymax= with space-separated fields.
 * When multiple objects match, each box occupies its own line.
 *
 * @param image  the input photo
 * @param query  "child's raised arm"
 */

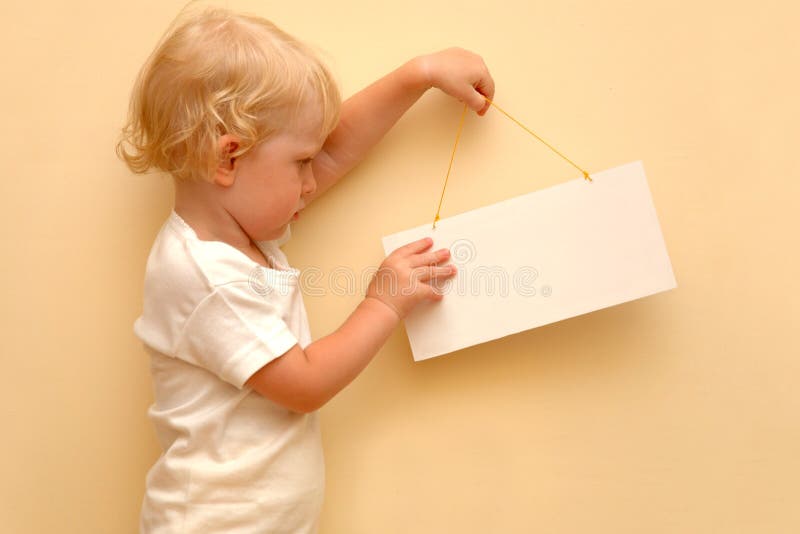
xmin=246 ymin=48 xmax=495 ymax=412
xmin=307 ymin=47 xmax=495 ymax=204
xmin=245 ymin=237 xmax=456 ymax=413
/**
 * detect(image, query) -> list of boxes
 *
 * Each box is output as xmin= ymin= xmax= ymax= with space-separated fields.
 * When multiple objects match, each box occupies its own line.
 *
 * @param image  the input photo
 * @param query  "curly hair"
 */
xmin=116 ymin=7 xmax=341 ymax=182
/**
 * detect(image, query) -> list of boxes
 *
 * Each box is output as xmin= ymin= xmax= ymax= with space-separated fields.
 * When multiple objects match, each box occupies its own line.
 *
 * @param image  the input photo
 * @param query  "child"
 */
xmin=118 ymin=6 xmax=494 ymax=533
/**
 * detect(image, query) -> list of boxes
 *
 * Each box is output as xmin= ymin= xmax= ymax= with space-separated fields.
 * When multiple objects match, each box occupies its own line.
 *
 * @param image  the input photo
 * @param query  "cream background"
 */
xmin=1 ymin=0 xmax=797 ymax=532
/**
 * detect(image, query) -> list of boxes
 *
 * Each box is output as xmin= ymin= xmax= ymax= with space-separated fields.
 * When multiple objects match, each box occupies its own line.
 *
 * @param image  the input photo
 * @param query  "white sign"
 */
xmin=381 ymin=161 xmax=677 ymax=361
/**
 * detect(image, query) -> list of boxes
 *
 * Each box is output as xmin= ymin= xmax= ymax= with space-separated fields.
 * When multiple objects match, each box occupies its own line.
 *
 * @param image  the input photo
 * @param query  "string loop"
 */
xmin=432 ymin=98 xmax=591 ymax=229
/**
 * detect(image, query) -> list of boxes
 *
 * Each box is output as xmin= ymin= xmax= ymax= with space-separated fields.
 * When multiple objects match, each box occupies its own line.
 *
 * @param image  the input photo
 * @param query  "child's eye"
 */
xmin=298 ymin=158 xmax=313 ymax=166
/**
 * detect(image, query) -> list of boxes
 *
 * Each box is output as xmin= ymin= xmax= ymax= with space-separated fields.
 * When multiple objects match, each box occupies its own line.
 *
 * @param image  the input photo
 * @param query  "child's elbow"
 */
xmin=287 ymin=391 xmax=332 ymax=414
xmin=285 ymin=397 xmax=318 ymax=414
xmin=291 ymin=403 xmax=319 ymax=415
xmin=245 ymin=345 xmax=330 ymax=414
xmin=248 ymin=383 xmax=327 ymax=415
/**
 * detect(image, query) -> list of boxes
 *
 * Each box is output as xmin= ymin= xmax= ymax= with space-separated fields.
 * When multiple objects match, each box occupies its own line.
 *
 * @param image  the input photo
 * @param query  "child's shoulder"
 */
xmin=134 ymin=211 xmax=300 ymax=358
xmin=143 ymin=211 xmax=260 ymax=295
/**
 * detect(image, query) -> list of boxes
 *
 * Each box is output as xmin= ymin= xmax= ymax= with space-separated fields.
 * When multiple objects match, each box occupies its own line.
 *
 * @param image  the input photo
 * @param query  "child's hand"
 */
xmin=417 ymin=47 xmax=496 ymax=116
xmin=367 ymin=237 xmax=457 ymax=319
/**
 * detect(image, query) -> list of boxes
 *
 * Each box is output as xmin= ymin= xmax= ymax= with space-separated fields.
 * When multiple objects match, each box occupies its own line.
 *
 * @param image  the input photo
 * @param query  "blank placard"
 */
xmin=381 ymin=161 xmax=677 ymax=361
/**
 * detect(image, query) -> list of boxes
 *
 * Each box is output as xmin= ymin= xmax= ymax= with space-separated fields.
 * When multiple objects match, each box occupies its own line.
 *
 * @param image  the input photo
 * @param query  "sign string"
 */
xmin=433 ymin=98 xmax=592 ymax=229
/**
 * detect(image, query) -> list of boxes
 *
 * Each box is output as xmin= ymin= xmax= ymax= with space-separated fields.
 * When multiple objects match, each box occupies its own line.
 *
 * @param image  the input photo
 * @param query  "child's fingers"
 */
xmin=475 ymin=68 xmax=495 ymax=103
xmin=410 ymin=248 xmax=450 ymax=267
xmin=478 ymin=92 xmax=492 ymax=116
xmin=393 ymin=237 xmax=434 ymax=257
xmin=425 ymin=285 xmax=445 ymax=301
xmin=470 ymin=77 xmax=492 ymax=112
xmin=468 ymin=56 xmax=494 ymax=113
xmin=416 ymin=265 xmax=457 ymax=282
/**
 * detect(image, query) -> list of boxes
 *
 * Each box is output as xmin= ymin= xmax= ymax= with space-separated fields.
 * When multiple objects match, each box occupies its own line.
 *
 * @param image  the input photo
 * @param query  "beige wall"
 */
xmin=2 ymin=0 xmax=798 ymax=532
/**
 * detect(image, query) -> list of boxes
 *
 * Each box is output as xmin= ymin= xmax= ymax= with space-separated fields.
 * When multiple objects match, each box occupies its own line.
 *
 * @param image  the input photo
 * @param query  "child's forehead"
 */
xmin=292 ymin=99 xmax=324 ymax=128
xmin=285 ymin=105 xmax=325 ymax=144
xmin=276 ymin=124 xmax=324 ymax=153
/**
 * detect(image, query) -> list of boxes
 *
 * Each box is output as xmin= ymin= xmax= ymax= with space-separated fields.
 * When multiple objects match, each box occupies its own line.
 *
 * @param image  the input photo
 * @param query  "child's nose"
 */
xmin=302 ymin=172 xmax=317 ymax=196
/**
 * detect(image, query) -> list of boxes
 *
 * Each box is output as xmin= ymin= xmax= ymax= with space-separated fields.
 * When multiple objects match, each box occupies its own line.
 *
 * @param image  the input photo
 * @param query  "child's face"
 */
xmin=222 ymin=102 xmax=323 ymax=242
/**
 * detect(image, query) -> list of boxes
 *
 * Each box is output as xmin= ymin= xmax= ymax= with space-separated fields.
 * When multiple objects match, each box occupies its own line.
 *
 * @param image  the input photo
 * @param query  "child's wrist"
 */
xmin=363 ymin=295 xmax=403 ymax=322
xmin=406 ymin=56 xmax=433 ymax=92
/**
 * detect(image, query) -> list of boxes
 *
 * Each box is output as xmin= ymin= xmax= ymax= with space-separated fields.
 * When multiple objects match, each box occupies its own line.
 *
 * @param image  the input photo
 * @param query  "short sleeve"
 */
xmin=173 ymin=281 xmax=299 ymax=389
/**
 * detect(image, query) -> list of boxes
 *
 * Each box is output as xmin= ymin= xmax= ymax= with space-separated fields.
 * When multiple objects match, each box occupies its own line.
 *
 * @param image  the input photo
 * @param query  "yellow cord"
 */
xmin=432 ymin=97 xmax=591 ymax=229
xmin=484 ymin=97 xmax=591 ymax=182
xmin=432 ymin=103 xmax=468 ymax=229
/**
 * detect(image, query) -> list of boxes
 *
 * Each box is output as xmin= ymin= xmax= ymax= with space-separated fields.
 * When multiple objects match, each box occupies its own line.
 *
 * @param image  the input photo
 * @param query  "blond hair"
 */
xmin=116 ymin=7 xmax=341 ymax=182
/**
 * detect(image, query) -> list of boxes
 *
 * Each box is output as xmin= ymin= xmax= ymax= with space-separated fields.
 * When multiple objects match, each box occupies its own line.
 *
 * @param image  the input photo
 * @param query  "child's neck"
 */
xmin=173 ymin=178 xmax=269 ymax=267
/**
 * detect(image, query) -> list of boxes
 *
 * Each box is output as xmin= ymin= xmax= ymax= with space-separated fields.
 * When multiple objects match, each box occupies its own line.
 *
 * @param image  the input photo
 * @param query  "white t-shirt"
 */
xmin=133 ymin=210 xmax=324 ymax=533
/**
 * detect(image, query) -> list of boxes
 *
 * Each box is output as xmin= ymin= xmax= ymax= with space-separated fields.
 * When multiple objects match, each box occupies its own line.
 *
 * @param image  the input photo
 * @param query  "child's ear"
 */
xmin=212 ymin=134 xmax=240 ymax=187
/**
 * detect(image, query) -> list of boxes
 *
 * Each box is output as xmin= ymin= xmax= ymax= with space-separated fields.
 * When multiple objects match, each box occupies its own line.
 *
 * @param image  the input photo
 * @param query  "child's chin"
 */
xmin=274 ymin=222 xmax=291 ymax=235
xmin=250 ymin=225 xmax=285 ymax=242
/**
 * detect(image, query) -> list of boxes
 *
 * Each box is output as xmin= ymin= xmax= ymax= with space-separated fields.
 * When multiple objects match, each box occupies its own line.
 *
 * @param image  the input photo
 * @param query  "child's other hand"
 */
xmin=367 ymin=237 xmax=457 ymax=319
xmin=417 ymin=47 xmax=495 ymax=116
